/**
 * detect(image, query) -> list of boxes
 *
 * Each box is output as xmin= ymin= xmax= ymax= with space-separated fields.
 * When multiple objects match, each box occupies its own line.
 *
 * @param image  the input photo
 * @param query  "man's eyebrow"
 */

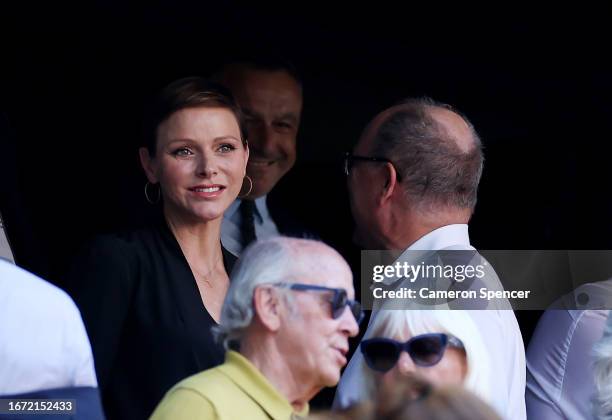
xmin=276 ymin=113 xmax=299 ymax=124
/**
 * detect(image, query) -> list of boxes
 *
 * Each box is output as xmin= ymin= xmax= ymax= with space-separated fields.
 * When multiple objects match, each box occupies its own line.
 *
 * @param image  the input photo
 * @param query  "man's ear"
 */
xmin=253 ymin=286 xmax=282 ymax=332
xmin=139 ymin=147 xmax=159 ymax=184
xmin=378 ymin=162 xmax=400 ymax=205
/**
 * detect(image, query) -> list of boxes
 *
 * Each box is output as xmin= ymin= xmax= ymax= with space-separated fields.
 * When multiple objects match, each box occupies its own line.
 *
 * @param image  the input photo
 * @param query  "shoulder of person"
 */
xmin=1 ymin=260 xmax=81 ymax=321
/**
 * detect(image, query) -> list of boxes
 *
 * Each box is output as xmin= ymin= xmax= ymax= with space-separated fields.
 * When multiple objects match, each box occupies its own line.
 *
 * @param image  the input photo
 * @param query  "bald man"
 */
xmin=335 ymin=98 xmax=526 ymax=420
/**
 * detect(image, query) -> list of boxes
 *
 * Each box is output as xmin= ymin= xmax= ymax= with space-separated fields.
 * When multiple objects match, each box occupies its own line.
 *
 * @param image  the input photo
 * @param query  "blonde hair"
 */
xmin=360 ymin=309 xmax=492 ymax=404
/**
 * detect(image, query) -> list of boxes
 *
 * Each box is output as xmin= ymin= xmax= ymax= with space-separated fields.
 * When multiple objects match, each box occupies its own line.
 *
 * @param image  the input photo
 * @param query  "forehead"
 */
xmin=157 ymin=107 xmax=241 ymax=142
xmin=225 ymin=68 xmax=303 ymax=113
xmin=293 ymin=247 xmax=354 ymax=294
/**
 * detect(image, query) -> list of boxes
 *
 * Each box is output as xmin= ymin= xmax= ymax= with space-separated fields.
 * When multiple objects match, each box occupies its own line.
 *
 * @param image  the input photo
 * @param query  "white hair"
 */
xmin=360 ymin=309 xmax=492 ymax=404
xmin=593 ymin=312 xmax=612 ymax=419
xmin=213 ymin=236 xmax=346 ymax=350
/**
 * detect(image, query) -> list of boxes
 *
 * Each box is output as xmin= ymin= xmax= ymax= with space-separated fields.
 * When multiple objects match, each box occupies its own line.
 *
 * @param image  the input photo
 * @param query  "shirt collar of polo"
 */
xmin=219 ymin=351 xmax=309 ymax=420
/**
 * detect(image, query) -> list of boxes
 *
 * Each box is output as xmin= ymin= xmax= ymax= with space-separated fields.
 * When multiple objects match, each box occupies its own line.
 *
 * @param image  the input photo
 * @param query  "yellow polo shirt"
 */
xmin=150 ymin=351 xmax=309 ymax=420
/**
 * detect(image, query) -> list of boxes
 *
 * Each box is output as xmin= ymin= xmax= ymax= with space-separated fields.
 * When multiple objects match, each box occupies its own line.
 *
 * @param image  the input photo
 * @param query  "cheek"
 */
xmin=158 ymin=161 xmax=192 ymax=188
xmin=428 ymin=350 xmax=467 ymax=385
xmin=278 ymin=136 xmax=297 ymax=161
xmin=223 ymin=158 xmax=247 ymax=186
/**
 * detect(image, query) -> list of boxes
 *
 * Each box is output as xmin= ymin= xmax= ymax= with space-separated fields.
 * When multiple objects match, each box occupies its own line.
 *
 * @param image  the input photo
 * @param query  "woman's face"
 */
xmin=379 ymin=330 xmax=467 ymax=388
xmin=141 ymin=107 xmax=248 ymax=222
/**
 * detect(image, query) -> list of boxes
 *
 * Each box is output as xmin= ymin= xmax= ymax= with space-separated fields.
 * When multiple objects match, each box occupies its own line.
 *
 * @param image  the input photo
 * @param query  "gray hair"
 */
xmin=213 ymin=236 xmax=330 ymax=350
xmin=593 ymin=312 xmax=612 ymax=419
xmin=370 ymin=97 xmax=484 ymax=212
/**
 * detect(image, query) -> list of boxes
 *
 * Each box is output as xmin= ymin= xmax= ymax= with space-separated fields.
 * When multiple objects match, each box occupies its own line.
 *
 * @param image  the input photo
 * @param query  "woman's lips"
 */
xmin=188 ymin=185 xmax=226 ymax=198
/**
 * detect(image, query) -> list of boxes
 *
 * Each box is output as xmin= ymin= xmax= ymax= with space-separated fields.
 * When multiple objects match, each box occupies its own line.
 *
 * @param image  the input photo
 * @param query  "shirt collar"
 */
xmin=225 ymin=196 xmax=269 ymax=224
xmin=219 ymin=351 xmax=309 ymax=420
xmin=406 ymin=224 xmax=472 ymax=251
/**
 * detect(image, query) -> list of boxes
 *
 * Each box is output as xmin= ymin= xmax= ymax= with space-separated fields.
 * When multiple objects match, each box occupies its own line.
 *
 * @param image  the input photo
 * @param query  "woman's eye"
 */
xmin=218 ymin=144 xmax=236 ymax=153
xmin=172 ymin=147 xmax=193 ymax=157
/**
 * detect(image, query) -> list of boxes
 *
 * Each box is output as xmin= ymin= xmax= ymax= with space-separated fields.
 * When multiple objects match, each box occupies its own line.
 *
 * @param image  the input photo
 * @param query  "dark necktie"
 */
xmin=239 ymin=199 xmax=257 ymax=248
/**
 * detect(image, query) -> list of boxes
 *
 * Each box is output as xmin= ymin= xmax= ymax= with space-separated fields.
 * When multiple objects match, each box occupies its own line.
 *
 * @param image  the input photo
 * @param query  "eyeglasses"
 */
xmin=272 ymin=282 xmax=364 ymax=324
xmin=344 ymin=152 xmax=402 ymax=182
xmin=360 ymin=333 xmax=464 ymax=373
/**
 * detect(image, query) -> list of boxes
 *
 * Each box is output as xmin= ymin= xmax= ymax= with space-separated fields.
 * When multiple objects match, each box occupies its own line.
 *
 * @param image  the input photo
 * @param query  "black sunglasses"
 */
xmin=361 ymin=333 xmax=464 ymax=373
xmin=344 ymin=152 xmax=402 ymax=182
xmin=272 ymin=282 xmax=364 ymax=324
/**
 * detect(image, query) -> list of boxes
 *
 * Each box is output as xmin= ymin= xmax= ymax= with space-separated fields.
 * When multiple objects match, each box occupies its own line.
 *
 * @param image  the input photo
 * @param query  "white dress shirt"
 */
xmin=0 ymin=260 xmax=98 ymax=394
xmin=526 ymin=280 xmax=612 ymax=419
xmin=334 ymin=224 xmax=527 ymax=420
xmin=221 ymin=196 xmax=280 ymax=257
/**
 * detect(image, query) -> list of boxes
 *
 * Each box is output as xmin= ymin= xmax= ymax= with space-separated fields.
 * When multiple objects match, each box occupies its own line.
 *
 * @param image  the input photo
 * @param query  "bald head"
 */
xmin=359 ymin=98 xmax=483 ymax=212
xmin=427 ymin=106 xmax=475 ymax=153
xmin=215 ymin=236 xmax=353 ymax=349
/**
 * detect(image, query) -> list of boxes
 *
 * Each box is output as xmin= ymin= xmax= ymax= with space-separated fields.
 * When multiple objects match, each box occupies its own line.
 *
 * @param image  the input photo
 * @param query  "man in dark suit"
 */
xmin=215 ymin=60 xmax=310 ymax=255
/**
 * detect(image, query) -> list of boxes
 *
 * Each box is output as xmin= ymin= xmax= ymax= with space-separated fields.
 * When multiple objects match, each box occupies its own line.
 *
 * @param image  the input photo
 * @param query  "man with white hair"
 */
xmin=335 ymin=98 xmax=526 ymax=419
xmin=151 ymin=237 xmax=361 ymax=420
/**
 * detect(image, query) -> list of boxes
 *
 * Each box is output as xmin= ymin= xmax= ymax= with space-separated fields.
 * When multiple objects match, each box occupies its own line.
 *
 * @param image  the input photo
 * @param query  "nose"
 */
xmin=396 ymin=351 xmax=416 ymax=375
xmin=195 ymin=152 xmax=217 ymax=178
xmin=248 ymin=124 xmax=277 ymax=156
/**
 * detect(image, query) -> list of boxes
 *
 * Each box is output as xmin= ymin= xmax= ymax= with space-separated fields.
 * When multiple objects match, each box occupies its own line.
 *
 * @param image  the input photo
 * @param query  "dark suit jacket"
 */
xmin=68 ymin=219 xmax=236 ymax=420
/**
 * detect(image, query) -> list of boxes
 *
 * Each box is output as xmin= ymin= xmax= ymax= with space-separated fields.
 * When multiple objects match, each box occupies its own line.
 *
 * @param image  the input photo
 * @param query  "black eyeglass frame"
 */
xmin=360 ymin=333 xmax=464 ymax=372
xmin=271 ymin=282 xmax=364 ymax=324
xmin=343 ymin=152 xmax=403 ymax=182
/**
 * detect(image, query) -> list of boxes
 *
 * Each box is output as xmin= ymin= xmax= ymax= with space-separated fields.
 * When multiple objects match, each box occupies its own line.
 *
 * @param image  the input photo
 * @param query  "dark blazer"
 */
xmin=68 ymin=220 xmax=236 ymax=420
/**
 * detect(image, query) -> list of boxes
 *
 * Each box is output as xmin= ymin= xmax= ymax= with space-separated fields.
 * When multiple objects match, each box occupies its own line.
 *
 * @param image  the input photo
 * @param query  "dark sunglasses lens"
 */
xmin=331 ymin=291 xmax=348 ymax=319
xmin=409 ymin=335 xmax=446 ymax=366
xmin=362 ymin=341 xmax=400 ymax=372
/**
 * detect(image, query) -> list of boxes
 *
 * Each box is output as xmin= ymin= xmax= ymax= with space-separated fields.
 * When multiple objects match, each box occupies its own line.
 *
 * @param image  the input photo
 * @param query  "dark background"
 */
xmin=2 ymin=4 xmax=611 ymax=345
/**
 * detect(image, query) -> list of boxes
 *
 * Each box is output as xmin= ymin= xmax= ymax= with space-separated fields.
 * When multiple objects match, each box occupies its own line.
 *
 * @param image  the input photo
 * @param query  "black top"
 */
xmin=68 ymin=220 xmax=236 ymax=420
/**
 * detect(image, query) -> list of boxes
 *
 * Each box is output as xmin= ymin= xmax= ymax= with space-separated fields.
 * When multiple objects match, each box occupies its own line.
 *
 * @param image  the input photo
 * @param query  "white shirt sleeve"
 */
xmin=0 ymin=260 xmax=98 ymax=395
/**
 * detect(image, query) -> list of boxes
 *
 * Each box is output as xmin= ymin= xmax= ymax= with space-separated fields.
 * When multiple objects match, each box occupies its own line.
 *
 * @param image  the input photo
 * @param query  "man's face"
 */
xmin=347 ymin=115 xmax=386 ymax=248
xmin=223 ymin=68 xmax=302 ymax=198
xmin=278 ymin=251 xmax=359 ymax=389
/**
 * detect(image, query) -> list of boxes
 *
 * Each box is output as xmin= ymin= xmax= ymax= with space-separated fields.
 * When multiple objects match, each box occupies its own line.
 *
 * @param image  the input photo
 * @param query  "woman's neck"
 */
xmin=164 ymin=208 xmax=223 ymax=268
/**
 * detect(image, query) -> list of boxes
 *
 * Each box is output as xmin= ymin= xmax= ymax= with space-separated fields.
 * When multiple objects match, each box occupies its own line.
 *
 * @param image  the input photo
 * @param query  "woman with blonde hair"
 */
xmin=357 ymin=309 xmax=492 ymax=407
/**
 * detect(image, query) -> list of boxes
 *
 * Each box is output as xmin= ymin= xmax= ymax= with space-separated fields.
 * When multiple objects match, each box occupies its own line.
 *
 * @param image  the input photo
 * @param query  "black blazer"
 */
xmin=68 ymin=220 xmax=236 ymax=420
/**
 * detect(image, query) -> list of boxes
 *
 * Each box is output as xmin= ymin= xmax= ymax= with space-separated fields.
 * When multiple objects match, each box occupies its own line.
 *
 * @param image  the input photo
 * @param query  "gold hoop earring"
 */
xmin=144 ymin=182 xmax=161 ymax=204
xmin=239 ymin=175 xmax=253 ymax=198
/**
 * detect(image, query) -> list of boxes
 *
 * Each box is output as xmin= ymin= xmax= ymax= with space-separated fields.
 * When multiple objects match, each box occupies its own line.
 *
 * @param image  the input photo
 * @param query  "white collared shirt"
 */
xmin=0 ymin=260 xmax=98 ymax=394
xmin=221 ymin=196 xmax=280 ymax=257
xmin=334 ymin=224 xmax=527 ymax=420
